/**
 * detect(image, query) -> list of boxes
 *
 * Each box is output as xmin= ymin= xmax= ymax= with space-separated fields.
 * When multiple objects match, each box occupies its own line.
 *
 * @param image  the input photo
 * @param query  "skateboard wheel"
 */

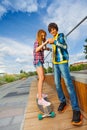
xmin=38 ymin=114 xmax=43 ymax=120
xmin=50 ymin=111 xmax=55 ymax=117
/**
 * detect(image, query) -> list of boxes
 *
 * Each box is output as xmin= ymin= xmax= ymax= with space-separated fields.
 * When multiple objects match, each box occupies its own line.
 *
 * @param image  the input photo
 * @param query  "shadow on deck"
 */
xmin=22 ymin=72 xmax=87 ymax=130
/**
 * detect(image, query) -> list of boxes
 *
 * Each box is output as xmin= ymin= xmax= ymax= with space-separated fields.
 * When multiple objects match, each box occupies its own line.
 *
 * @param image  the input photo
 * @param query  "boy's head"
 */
xmin=48 ymin=23 xmax=58 ymax=33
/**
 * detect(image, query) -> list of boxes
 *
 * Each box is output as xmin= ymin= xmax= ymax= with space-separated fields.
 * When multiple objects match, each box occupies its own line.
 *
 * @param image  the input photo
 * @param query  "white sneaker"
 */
xmin=38 ymin=98 xmax=51 ymax=106
xmin=37 ymin=93 xmax=48 ymax=98
xmin=42 ymin=93 xmax=48 ymax=98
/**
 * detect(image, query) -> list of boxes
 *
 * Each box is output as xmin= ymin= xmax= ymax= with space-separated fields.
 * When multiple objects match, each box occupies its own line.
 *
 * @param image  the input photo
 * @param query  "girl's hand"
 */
xmin=44 ymin=40 xmax=49 ymax=45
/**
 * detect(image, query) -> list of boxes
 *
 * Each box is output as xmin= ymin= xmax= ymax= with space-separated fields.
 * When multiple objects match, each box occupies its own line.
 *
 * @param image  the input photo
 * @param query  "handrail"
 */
xmin=66 ymin=16 xmax=87 ymax=37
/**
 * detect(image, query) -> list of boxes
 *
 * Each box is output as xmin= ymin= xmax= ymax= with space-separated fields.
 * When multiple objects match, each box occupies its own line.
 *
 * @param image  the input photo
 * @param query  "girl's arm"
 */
xmin=35 ymin=40 xmax=48 ymax=52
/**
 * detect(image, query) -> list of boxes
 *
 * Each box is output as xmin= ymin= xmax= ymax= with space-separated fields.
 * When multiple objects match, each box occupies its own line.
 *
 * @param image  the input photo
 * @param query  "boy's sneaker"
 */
xmin=37 ymin=93 xmax=48 ymax=98
xmin=38 ymin=98 xmax=51 ymax=106
xmin=58 ymin=102 xmax=67 ymax=112
xmin=72 ymin=110 xmax=82 ymax=126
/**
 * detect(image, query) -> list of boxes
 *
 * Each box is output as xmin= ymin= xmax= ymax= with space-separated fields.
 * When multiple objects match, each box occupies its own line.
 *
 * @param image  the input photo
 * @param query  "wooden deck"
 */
xmin=22 ymin=78 xmax=87 ymax=130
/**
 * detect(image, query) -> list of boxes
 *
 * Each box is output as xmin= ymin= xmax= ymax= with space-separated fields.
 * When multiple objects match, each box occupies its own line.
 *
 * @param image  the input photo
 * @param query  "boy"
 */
xmin=47 ymin=22 xmax=82 ymax=125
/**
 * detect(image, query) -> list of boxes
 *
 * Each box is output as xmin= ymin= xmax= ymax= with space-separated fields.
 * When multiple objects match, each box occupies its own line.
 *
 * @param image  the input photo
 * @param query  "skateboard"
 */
xmin=36 ymin=98 xmax=55 ymax=120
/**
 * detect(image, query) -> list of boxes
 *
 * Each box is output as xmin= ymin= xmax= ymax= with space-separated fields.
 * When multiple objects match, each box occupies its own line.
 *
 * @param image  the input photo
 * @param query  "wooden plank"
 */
xmin=22 ymin=78 xmax=87 ymax=130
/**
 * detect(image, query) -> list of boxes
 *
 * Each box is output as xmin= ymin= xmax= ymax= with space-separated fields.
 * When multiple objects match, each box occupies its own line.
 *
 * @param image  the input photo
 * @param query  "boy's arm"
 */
xmin=56 ymin=41 xmax=67 ymax=49
xmin=56 ymin=33 xmax=67 ymax=49
xmin=47 ymin=36 xmax=67 ymax=49
xmin=47 ymin=38 xmax=54 ymax=44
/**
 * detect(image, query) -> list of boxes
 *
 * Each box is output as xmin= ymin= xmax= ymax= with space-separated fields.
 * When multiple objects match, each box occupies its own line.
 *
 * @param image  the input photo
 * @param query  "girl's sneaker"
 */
xmin=37 ymin=93 xmax=48 ymax=98
xmin=38 ymin=98 xmax=51 ymax=106
xmin=42 ymin=93 xmax=48 ymax=98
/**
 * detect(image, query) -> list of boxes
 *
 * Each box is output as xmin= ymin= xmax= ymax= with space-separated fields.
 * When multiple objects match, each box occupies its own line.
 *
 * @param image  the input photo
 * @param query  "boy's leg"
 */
xmin=60 ymin=63 xmax=82 ymax=125
xmin=60 ymin=63 xmax=79 ymax=110
xmin=54 ymin=64 xmax=67 ymax=112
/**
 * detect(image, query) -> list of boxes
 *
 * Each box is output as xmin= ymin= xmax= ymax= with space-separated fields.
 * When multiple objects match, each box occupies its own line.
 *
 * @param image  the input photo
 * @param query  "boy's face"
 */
xmin=50 ymin=28 xmax=58 ymax=37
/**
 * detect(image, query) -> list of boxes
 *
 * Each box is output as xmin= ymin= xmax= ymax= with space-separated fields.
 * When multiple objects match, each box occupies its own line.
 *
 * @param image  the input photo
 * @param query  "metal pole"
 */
xmin=44 ymin=51 xmax=51 ymax=61
xmin=66 ymin=16 xmax=87 ymax=37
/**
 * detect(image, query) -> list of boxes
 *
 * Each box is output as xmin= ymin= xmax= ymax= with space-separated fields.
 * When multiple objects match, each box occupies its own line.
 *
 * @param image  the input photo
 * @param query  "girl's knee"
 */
xmin=39 ymin=76 xmax=44 ymax=81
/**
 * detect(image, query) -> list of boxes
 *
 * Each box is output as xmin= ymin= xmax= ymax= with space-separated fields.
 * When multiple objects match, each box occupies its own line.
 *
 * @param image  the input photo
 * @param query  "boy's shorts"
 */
xmin=34 ymin=60 xmax=43 ymax=68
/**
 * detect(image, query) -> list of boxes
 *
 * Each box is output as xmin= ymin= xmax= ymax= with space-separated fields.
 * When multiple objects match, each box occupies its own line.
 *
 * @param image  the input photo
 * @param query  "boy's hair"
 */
xmin=48 ymin=23 xmax=58 ymax=32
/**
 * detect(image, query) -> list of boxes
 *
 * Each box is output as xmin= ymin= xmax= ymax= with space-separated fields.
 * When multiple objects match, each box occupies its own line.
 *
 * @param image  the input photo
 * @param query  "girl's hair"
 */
xmin=48 ymin=23 xmax=58 ymax=32
xmin=36 ymin=29 xmax=47 ymax=46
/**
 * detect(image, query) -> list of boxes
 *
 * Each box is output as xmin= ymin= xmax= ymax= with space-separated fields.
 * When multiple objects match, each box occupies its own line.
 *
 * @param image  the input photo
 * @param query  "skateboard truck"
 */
xmin=38 ymin=111 xmax=55 ymax=120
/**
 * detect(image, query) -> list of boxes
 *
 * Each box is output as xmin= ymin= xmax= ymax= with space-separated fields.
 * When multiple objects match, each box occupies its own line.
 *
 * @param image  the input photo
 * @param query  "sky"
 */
xmin=0 ymin=0 xmax=87 ymax=74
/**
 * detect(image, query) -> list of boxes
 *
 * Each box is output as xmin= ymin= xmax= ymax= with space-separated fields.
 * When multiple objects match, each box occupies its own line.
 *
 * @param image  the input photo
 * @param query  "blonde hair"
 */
xmin=36 ymin=29 xmax=47 ymax=46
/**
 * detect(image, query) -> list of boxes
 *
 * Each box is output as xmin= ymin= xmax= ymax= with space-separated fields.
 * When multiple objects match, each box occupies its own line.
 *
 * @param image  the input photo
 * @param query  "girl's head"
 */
xmin=36 ymin=29 xmax=47 ymax=46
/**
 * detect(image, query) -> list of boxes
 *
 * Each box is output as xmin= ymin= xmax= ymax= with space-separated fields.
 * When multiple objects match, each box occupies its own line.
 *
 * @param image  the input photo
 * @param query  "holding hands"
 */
xmin=47 ymin=38 xmax=54 ymax=44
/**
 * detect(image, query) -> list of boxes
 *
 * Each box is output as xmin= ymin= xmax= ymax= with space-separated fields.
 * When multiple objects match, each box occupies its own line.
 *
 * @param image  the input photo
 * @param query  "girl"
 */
xmin=33 ymin=29 xmax=51 ymax=106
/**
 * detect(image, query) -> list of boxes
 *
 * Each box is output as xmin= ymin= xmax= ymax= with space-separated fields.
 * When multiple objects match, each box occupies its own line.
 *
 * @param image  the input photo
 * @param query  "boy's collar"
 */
xmin=53 ymin=33 xmax=58 ymax=40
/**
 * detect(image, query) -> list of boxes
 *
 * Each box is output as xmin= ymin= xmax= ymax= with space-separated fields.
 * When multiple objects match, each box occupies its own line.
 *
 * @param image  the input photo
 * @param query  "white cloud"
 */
xmin=0 ymin=0 xmax=39 ymax=17
xmin=0 ymin=4 xmax=7 ymax=17
xmin=43 ymin=0 xmax=87 ymax=40
xmin=0 ymin=36 xmax=34 ymax=73
xmin=0 ymin=37 xmax=33 ymax=56
xmin=16 ymin=57 xmax=30 ymax=63
xmin=69 ymin=52 xmax=86 ymax=64
xmin=0 ymin=0 xmax=50 ymax=19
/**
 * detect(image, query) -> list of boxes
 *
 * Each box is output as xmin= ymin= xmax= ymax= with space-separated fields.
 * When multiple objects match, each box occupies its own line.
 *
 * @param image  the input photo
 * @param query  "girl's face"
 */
xmin=50 ymin=28 xmax=57 ymax=37
xmin=41 ymin=32 xmax=46 ymax=41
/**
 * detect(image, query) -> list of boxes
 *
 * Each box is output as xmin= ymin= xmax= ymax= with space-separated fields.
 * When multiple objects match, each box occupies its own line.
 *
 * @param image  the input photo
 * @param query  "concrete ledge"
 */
xmin=70 ymin=70 xmax=87 ymax=84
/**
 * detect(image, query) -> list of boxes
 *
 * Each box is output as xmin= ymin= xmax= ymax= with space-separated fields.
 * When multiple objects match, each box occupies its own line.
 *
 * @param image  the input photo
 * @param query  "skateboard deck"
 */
xmin=36 ymin=97 xmax=55 ymax=120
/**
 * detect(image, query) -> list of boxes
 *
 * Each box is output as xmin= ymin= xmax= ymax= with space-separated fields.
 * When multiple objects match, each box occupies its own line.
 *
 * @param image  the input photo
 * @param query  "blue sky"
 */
xmin=0 ymin=0 xmax=87 ymax=74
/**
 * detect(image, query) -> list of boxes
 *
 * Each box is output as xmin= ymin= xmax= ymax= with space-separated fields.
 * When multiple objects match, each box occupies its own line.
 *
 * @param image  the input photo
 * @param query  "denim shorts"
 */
xmin=34 ymin=60 xmax=43 ymax=68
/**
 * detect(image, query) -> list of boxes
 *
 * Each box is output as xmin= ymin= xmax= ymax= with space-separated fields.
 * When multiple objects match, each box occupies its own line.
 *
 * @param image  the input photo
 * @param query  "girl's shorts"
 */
xmin=34 ymin=60 xmax=43 ymax=68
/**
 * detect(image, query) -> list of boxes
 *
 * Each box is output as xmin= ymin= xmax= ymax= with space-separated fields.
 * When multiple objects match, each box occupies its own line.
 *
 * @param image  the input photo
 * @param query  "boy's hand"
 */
xmin=47 ymin=38 xmax=54 ymax=44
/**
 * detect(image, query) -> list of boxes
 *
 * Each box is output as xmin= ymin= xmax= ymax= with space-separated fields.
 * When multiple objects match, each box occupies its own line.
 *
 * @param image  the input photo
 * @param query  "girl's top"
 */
xmin=52 ymin=33 xmax=69 ymax=64
xmin=33 ymin=41 xmax=44 ymax=65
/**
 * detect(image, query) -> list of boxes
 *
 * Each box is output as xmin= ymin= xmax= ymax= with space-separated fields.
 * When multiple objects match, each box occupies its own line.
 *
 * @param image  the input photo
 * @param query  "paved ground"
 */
xmin=0 ymin=76 xmax=36 ymax=130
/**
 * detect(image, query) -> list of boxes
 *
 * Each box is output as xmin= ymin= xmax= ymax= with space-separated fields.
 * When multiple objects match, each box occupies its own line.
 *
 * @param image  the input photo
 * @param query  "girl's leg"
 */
xmin=36 ymin=66 xmax=51 ymax=106
xmin=36 ymin=66 xmax=44 ymax=99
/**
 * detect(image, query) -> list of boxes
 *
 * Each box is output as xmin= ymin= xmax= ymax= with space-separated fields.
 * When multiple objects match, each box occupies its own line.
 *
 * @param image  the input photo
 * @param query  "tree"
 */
xmin=83 ymin=38 xmax=87 ymax=59
xmin=20 ymin=70 xmax=24 ymax=73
